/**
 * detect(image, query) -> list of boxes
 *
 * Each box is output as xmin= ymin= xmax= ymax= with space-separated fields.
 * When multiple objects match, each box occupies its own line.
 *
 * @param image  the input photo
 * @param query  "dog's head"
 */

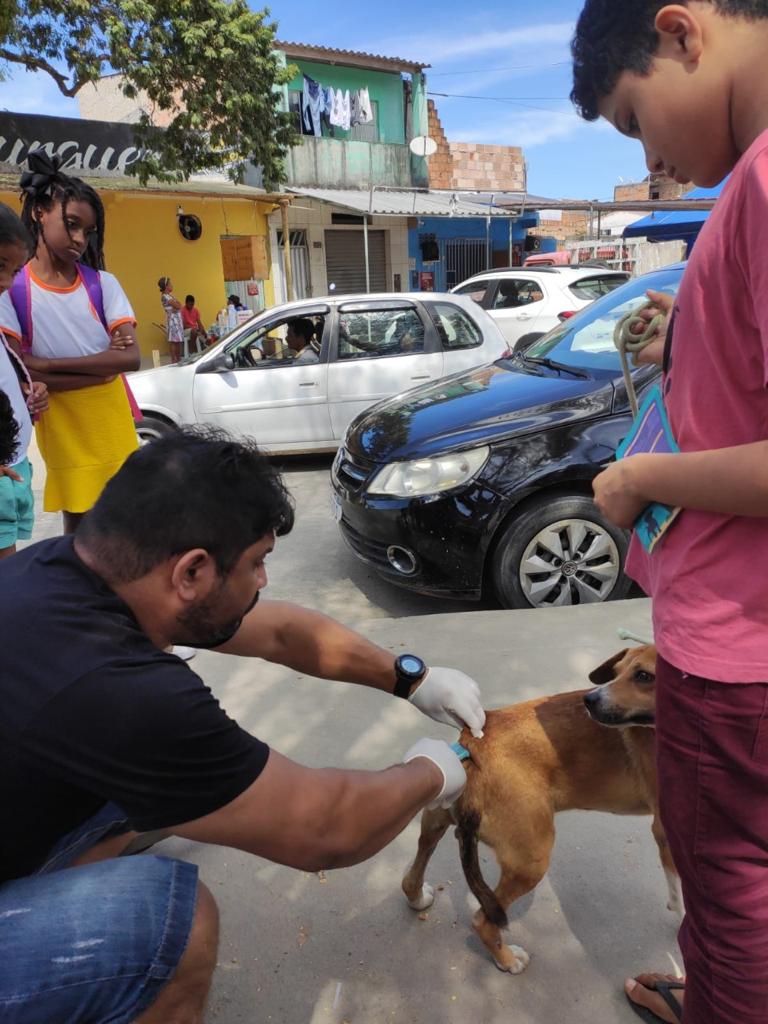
xmin=582 ymin=644 xmax=657 ymax=727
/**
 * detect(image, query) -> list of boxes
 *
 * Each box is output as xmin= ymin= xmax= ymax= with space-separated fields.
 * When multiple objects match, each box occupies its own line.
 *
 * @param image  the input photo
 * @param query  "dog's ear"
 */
xmin=589 ymin=649 xmax=629 ymax=686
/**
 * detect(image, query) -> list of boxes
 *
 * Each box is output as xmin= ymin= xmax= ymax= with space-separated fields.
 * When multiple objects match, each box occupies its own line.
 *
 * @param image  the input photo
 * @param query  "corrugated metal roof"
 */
xmin=276 ymin=40 xmax=428 ymax=74
xmin=286 ymin=187 xmax=519 ymax=218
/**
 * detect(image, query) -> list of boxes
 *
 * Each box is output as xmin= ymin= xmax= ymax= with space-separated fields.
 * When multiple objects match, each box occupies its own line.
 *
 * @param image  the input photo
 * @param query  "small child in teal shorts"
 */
xmin=0 ymin=202 xmax=48 ymax=559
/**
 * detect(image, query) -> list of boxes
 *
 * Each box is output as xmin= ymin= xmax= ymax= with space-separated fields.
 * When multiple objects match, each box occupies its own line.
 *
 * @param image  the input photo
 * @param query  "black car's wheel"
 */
xmin=136 ymin=415 xmax=177 ymax=446
xmin=490 ymin=495 xmax=632 ymax=609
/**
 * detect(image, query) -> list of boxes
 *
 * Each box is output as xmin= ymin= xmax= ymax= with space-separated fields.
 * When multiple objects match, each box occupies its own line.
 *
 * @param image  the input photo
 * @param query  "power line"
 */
xmin=428 ymin=61 xmax=571 ymax=76
xmin=428 ymin=91 xmax=576 ymax=117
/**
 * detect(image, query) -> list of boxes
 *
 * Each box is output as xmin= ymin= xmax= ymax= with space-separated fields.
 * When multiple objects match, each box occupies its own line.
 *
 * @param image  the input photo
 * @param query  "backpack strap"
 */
xmin=77 ymin=263 xmax=143 ymax=422
xmin=76 ymin=263 xmax=108 ymax=333
xmin=8 ymin=266 xmax=33 ymax=352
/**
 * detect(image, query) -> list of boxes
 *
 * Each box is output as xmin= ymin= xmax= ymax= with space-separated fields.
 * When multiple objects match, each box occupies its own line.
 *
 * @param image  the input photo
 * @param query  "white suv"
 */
xmin=451 ymin=266 xmax=630 ymax=347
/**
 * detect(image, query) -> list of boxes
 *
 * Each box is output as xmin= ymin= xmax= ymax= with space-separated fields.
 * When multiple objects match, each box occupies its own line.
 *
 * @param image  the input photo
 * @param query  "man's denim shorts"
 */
xmin=0 ymin=803 xmax=198 ymax=1023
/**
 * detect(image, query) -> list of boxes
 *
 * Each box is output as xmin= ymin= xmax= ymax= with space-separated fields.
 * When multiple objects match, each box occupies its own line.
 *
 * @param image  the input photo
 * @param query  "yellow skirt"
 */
xmin=35 ymin=377 xmax=139 ymax=513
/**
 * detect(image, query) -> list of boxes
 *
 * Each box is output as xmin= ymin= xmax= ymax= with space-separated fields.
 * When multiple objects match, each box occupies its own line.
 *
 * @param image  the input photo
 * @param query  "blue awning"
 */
xmin=623 ymin=183 xmax=725 ymax=242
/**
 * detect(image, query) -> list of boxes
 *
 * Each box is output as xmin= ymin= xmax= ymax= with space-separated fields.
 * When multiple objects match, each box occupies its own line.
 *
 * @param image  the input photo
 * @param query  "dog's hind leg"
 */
xmin=652 ymin=813 xmax=684 ymax=915
xmin=472 ymin=826 xmax=554 ymax=974
xmin=402 ymin=807 xmax=453 ymax=911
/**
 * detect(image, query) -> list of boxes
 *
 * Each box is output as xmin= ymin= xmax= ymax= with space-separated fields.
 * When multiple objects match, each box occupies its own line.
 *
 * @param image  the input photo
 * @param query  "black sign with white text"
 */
xmin=0 ymin=111 xmax=151 ymax=177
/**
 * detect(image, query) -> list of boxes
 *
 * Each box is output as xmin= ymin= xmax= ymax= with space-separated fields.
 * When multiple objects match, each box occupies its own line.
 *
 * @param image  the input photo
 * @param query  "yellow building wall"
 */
xmin=0 ymin=188 xmax=277 ymax=362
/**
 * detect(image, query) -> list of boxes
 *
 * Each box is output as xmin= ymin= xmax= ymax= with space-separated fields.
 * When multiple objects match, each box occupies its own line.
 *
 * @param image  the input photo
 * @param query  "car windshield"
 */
xmin=512 ymin=265 xmax=683 ymax=374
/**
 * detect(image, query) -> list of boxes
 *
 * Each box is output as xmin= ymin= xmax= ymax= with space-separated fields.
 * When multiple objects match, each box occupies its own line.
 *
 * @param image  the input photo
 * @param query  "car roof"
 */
xmin=457 ymin=266 xmax=628 ymax=284
xmin=268 ymin=292 xmax=466 ymax=310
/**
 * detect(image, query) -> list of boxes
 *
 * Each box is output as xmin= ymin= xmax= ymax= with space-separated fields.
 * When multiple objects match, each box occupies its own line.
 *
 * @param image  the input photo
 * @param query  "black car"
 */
xmin=331 ymin=264 xmax=683 ymax=609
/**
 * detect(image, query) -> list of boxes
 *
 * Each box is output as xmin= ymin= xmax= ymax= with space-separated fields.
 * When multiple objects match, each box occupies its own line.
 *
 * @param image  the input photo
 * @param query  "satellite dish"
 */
xmin=409 ymin=135 xmax=437 ymax=157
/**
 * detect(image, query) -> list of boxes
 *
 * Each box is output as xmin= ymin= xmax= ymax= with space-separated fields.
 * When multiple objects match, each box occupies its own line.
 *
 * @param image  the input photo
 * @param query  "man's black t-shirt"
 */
xmin=0 ymin=537 xmax=270 ymax=882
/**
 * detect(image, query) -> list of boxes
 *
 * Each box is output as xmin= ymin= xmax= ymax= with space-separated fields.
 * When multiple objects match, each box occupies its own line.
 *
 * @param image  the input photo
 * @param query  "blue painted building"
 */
xmin=408 ymin=211 xmax=544 ymax=292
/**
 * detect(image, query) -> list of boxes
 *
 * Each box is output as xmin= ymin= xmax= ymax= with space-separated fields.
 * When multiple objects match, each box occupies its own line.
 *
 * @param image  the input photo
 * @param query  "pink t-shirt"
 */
xmin=626 ymin=128 xmax=768 ymax=682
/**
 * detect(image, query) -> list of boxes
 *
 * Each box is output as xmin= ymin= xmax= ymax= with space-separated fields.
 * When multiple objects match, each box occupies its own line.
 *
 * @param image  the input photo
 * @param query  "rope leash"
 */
xmin=613 ymin=306 xmax=666 ymax=417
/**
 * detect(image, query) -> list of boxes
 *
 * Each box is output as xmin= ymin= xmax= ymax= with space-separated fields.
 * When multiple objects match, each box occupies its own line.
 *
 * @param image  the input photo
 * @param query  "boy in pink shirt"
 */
xmin=572 ymin=3 xmax=768 ymax=1022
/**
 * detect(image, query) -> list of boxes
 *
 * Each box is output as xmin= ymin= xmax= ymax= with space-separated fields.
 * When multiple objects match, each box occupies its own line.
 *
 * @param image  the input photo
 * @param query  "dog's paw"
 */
xmin=406 ymin=884 xmax=435 ymax=911
xmin=493 ymin=943 xmax=530 ymax=975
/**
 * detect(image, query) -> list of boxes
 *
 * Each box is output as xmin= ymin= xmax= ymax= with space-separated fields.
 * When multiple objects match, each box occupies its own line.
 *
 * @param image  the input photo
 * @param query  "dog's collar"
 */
xmin=451 ymin=741 xmax=471 ymax=761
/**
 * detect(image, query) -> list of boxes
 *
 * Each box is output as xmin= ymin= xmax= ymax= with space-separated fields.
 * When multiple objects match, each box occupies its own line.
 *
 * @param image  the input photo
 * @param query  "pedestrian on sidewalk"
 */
xmin=572 ymin=3 xmax=768 ymax=1022
xmin=0 ymin=426 xmax=485 ymax=1024
xmin=0 ymin=202 xmax=48 ymax=560
xmin=0 ymin=150 xmax=140 ymax=537
xmin=159 ymin=276 xmax=185 ymax=362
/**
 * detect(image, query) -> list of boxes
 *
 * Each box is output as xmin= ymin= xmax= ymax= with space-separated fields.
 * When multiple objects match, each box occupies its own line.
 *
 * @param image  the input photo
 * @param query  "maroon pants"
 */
xmin=657 ymin=655 xmax=768 ymax=1023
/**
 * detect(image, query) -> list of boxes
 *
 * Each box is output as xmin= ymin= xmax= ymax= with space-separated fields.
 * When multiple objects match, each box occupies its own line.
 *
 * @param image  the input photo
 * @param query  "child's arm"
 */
xmin=31 ymin=371 xmax=117 ymax=392
xmin=593 ymin=442 xmax=768 ymax=528
xmin=24 ymin=323 xmax=140 ymax=377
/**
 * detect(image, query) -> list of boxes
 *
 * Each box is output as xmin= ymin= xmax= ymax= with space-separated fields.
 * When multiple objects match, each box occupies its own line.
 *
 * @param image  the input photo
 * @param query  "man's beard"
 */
xmin=174 ymin=588 xmax=260 ymax=649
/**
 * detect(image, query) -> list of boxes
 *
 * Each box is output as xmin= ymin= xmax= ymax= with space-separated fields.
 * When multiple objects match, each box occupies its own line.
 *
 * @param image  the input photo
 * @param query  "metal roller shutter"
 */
xmin=324 ymin=229 xmax=387 ymax=294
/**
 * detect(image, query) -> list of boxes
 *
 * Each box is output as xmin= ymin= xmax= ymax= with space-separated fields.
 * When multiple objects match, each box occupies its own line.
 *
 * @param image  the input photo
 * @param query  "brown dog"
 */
xmin=401 ymin=644 xmax=680 ymax=972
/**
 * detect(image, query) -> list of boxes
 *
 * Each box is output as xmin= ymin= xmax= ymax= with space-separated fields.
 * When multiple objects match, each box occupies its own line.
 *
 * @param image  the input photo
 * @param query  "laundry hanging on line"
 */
xmin=300 ymin=75 xmax=374 ymax=136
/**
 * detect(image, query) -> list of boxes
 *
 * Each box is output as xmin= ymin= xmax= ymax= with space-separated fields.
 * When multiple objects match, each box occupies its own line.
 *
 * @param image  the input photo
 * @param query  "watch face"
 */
xmin=399 ymin=655 xmax=424 ymax=678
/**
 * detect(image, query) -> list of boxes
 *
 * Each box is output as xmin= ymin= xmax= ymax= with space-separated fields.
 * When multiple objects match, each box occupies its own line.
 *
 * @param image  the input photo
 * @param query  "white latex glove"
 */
xmin=403 ymin=738 xmax=468 ymax=809
xmin=408 ymin=667 xmax=485 ymax=738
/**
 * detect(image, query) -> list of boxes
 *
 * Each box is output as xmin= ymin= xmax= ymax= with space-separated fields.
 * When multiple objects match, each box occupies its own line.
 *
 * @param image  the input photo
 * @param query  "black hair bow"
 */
xmin=20 ymin=149 xmax=64 ymax=198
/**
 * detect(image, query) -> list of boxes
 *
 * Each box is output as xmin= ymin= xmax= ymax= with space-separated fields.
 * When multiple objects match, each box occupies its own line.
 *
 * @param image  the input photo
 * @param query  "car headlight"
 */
xmin=368 ymin=446 xmax=490 ymax=498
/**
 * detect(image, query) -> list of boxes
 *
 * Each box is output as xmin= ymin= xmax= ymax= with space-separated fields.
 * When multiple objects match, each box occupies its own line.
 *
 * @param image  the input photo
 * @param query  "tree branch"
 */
xmin=0 ymin=47 xmax=77 ymax=96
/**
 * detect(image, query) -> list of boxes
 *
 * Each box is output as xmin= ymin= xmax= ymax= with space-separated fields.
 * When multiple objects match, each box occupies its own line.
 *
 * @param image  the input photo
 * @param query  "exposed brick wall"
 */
xmin=426 ymin=100 xmax=454 ymax=190
xmin=614 ymin=174 xmax=694 ymax=203
xmin=529 ymin=209 xmax=590 ymax=242
xmin=448 ymin=142 xmax=525 ymax=191
xmin=426 ymin=100 xmax=525 ymax=191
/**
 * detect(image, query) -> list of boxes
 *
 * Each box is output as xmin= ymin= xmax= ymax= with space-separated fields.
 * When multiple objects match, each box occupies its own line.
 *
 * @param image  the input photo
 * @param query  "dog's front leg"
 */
xmin=402 ymin=807 xmax=453 ymax=910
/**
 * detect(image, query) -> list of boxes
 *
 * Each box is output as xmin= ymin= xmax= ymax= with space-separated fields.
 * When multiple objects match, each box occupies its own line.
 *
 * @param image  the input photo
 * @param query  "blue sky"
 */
xmin=0 ymin=0 xmax=649 ymax=200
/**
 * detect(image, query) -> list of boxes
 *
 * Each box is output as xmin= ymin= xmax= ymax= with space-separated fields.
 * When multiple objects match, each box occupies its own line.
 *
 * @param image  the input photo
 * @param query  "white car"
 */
xmin=451 ymin=266 xmax=630 ymax=347
xmin=129 ymin=292 xmax=509 ymax=454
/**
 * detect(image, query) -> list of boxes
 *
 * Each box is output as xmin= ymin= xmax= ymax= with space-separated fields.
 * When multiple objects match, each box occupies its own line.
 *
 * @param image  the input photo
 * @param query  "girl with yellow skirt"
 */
xmin=0 ymin=150 xmax=140 ymax=534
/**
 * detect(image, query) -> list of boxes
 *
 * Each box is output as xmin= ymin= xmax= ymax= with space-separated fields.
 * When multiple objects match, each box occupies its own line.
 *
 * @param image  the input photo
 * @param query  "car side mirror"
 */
xmin=198 ymin=350 xmax=235 ymax=373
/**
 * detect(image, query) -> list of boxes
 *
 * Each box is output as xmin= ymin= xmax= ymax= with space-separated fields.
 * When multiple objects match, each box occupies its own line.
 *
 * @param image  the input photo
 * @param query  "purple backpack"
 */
xmin=8 ymin=264 xmax=142 ymax=420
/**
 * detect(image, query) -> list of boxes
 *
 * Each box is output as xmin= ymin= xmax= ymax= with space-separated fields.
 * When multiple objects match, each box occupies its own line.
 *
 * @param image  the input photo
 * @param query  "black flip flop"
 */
xmin=626 ymin=979 xmax=684 ymax=1022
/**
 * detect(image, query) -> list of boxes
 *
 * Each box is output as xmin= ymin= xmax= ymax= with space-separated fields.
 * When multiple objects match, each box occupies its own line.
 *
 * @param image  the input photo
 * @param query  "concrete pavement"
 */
xmin=22 ymin=443 xmax=679 ymax=1024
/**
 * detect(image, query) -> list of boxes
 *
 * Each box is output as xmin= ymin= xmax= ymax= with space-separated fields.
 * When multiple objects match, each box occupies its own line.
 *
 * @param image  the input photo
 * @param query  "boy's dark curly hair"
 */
xmin=0 ymin=390 xmax=20 ymax=469
xmin=571 ymin=1 xmax=768 ymax=120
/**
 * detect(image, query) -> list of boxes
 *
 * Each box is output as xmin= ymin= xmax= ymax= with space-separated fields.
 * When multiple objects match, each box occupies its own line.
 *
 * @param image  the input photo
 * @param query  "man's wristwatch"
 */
xmin=393 ymin=653 xmax=427 ymax=699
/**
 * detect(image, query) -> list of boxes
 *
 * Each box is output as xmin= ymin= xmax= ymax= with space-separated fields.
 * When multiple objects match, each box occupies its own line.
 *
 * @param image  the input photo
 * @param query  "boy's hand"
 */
xmin=630 ymin=290 xmax=674 ymax=367
xmin=24 ymin=380 xmax=48 ymax=415
xmin=0 ymin=465 xmax=23 ymax=483
xmin=593 ymin=457 xmax=651 ymax=529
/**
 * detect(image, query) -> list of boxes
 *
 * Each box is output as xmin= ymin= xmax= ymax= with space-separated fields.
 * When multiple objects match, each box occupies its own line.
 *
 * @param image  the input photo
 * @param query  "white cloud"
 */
xmin=0 ymin=68 xmax=80 ymax=118
xmin=382 ymin=20 xmax=574 ymax=64
xmin=449 ymin=106 xmax=602 ymax=151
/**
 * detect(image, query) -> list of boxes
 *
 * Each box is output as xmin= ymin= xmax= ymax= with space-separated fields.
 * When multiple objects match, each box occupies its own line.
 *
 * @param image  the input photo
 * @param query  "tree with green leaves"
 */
xmin=0 ymin=0 xmax=297 ymax=186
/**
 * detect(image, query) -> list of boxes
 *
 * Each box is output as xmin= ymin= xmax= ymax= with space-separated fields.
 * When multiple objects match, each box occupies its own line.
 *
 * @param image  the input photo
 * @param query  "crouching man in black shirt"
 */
xmin=0 ymin=427 xmax=485 ymax=1024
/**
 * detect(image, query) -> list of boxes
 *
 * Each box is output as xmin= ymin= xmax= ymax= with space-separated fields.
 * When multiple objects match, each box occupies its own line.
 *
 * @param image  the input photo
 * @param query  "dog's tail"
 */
xmin=456 ymin=809 xmax=508 ymax=928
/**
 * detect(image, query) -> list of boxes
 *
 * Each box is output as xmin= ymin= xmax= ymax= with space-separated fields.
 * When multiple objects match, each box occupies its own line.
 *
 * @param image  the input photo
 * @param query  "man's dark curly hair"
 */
xmin=0 ymin=390 xmax=20 ymax=469
xmin=77 ymin=426 xmax=295 ymax=583
xmin=571 ymin=1 xmax=768 ymax=120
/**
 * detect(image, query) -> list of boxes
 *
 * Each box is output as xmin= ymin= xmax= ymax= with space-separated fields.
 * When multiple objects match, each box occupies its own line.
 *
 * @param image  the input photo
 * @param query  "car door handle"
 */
xmin=517 ymin=313 xmax=532 ymax=320
xmin=410 ymin=374 xmax=431 ymax=380
xmin=299 ymin=381 xmax=317 ymax=387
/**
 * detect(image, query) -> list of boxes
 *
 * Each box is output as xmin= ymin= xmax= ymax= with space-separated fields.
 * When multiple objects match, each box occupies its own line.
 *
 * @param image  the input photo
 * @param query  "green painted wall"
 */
xmin=284 ymin=59 xmax=406 ymax=145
